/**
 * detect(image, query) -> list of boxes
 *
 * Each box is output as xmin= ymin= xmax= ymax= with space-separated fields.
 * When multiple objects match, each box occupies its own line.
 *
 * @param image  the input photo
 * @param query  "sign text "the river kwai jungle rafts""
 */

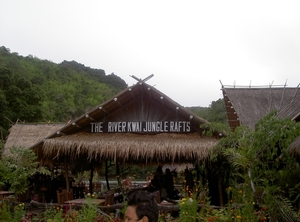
xmin=90 ymin=121 xmax=191 ymax=133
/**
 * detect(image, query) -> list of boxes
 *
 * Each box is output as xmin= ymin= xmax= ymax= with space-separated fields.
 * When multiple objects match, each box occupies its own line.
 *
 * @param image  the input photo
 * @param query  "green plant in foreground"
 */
xmin=36 ymin=205 xmax=63 ymax=222
xmin=179 ymin=197 xmax=198 ymax=222
xmin=0 ymin=202 xmax=12 ymax=221
xmin=0 ymin=202 xmax=26 ymax=222
xmin=77 ymin=197 xmax=98 ymax=222
xmin=12 ymin=203 xmax=26 ymax=222
xmin=0 ymin=146 xmax=50 ymax=195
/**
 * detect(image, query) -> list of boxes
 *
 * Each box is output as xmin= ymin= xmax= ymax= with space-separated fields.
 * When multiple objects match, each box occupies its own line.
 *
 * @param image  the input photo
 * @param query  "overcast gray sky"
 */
xmin=1 ymin=0 xmax=300 ymax=107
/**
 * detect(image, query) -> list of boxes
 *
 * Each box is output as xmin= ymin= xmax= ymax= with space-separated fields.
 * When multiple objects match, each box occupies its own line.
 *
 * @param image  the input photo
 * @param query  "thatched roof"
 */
xmin=277 ymin=95 xmax=300 ymax=121
xmin=37 ymin=132 xmax=219 ymax=164
xmin=28 ymin=80 xmax=220 ymax=164
xmin=4 ymin=123 xmax=65 ymax=151
xmin=222 ymin=86 xmax=300 ymax=130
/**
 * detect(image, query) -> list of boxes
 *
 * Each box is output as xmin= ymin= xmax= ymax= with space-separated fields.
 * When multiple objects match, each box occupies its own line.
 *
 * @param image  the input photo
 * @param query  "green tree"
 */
xmin=0 ymin=46 xmax=127 ymax=137
xmin=188 ymin=98 xmax=227 ymax=124
xmin=0 ymin=146 xmax=50 ymax=195
xmin=220 ymin=111 xmax=300 ymax=220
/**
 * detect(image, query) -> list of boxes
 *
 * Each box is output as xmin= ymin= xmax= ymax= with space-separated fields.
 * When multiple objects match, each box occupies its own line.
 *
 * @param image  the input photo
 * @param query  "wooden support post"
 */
xmin=64 ymin=159 xmax=70 ymax=191
xmin=105 ymin=160 xmax=110 ymax=190
xmin=89 ymin=164 xmax=94 ymax=194
xmin=218 ymin=175 xmax=224 ymax=206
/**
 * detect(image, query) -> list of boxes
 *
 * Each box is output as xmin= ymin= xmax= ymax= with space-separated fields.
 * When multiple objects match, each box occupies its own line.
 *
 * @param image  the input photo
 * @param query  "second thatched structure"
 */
xmin=221 ymin=84 xmax=300 ymax=130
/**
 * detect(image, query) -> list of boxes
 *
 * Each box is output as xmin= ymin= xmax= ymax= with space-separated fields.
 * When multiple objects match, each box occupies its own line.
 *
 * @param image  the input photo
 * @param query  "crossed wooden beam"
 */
xmin=130 ymin=74 xmax=154 ymax=83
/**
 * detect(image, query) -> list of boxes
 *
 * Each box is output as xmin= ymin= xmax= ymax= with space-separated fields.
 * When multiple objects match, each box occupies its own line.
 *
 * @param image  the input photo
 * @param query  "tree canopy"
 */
xmin=0 ymin=46 xmax=127 ymax=138
xmin=188 ymin=98 xmax=228 ymax=124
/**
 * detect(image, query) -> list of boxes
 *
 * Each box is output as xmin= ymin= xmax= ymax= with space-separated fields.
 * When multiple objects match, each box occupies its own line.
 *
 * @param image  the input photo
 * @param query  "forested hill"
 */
xmin=0 ymin=46 xmax=127 ymax=137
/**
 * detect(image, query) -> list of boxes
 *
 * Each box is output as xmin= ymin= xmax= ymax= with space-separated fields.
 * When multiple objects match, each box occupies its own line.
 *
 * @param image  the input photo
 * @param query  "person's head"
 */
xmin=156 ymin=166 xmax=162 ymax=173
xmin=124 ymin=190 xmax=158 ymax=222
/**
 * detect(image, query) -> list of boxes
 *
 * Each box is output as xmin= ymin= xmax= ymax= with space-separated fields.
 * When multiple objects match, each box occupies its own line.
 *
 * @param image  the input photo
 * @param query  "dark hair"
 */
xmin=127 ymin=189 xmax=158 ymax=222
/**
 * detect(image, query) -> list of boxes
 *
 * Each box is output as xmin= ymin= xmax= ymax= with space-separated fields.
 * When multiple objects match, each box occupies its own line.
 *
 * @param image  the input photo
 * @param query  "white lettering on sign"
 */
xmin=90 ymin=122 xmax=103 ymax=132
xmin=90 ymin=121 xmax=190 ymax=133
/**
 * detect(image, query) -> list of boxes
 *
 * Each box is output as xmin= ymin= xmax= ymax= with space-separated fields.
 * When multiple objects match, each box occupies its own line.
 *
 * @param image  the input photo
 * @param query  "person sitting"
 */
xmin=164 ymin=168 xmax=175 ymax=199
xmin=121 ymin=177 xmax=132 ymax=188
xmin=184 ymin=167 xmax=194 ymax=192
xmin=125 ymin=189 xmax=158 ymax=222
xmin=143 ymin=176 xmax=152 ymax=188
xmin=149 ymin=166 xmax=165 ymax=191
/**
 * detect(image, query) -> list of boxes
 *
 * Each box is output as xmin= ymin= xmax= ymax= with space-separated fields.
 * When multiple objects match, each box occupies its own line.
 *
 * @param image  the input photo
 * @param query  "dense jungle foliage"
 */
xmin=0 ymin=46 xmax=127 ymax=138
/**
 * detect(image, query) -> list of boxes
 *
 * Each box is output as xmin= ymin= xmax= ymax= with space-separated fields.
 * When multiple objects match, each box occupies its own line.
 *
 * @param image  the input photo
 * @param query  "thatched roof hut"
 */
xmin=222 ymin=85 xmax=300 ymax=130
xmin=221 ymin=84 xmax=300 ymax=157
xmin=4 ymin=123 xmax=65 ymax=152
xmin=22 ymin=80 xmax=221 ymax=165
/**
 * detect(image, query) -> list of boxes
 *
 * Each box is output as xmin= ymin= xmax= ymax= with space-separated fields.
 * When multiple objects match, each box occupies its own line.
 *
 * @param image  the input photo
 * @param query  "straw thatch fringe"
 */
xmin=40 ymin=132 xmax=218 ymax=164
